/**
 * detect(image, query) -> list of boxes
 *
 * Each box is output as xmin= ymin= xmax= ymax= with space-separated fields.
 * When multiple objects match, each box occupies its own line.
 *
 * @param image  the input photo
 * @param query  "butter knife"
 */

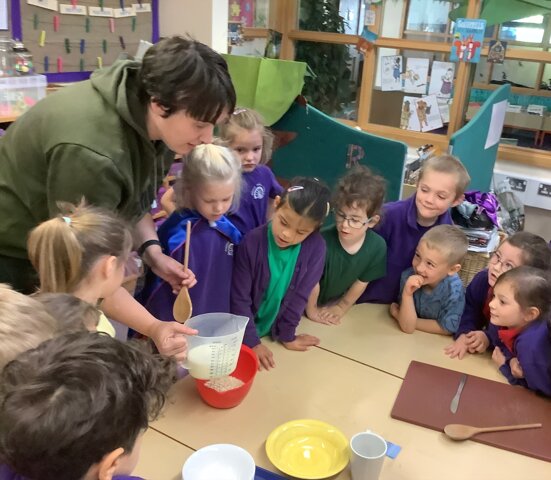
xmin=450 ymin=374 xmax=467 ymax=414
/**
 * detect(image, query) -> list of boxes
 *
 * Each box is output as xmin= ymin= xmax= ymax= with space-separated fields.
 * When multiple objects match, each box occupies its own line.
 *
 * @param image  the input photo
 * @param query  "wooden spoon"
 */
xmin=173 ymin=220 xmax=192 ymax=323
xmin=444 ymin=422 xmax=542 ymax=441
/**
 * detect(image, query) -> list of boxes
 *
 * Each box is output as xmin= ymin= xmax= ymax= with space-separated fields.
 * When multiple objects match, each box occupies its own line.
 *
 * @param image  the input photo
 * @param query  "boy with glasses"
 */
xmin=306 ymin=166 xmax=387 ymax=324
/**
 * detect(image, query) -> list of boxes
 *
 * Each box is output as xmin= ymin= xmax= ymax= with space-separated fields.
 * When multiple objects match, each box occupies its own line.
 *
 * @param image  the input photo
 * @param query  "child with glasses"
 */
xmin=306 ymin=166 xmax=387 ymax=324
xmin=445 ymin=232 xmax=551 ymax=359
xmin=390 ymin=225 xmax=468 ymax=335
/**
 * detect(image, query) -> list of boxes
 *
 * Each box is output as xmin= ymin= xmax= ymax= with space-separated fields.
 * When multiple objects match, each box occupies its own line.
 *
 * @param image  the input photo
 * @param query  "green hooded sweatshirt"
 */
xmin=0 ymin=60 xmax=172 ymax=259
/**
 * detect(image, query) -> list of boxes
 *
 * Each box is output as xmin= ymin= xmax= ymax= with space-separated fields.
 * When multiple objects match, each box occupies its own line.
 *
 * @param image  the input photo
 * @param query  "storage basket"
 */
xmin=459 ymin=231 xmax=506 ymax=287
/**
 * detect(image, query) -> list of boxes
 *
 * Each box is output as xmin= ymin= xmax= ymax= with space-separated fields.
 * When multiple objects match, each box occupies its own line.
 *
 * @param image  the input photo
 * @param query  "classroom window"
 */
xmin=228 ymin=0 xmax=270 ymax=28
xmin=297 ymin=0 xmax=365 ymax=35
xmin=499 ymin=15 xmax=545 ymax=44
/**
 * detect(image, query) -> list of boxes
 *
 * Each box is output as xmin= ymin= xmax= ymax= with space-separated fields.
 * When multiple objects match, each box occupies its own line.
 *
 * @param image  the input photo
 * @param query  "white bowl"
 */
xmin=182 ymin=444 xmax=256 ymax=480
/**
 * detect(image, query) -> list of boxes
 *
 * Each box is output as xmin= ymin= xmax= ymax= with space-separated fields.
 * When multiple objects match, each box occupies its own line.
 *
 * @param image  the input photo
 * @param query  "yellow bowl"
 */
xmin=265 ymin=419 xmax=349 ymax=479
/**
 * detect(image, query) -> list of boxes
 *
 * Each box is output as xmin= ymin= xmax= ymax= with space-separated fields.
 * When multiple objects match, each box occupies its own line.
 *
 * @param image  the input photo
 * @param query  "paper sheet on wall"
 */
xmin=485 ymin=99 xmax=507 ymax=149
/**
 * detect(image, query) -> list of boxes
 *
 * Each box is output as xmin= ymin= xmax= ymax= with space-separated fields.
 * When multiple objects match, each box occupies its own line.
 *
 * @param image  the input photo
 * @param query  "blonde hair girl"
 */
xmin=28 ymin=203 xmax=133 ymax=335
xmin=139 ymin=143 xmax=243 ymax=320
xmin=218 ymin=108 xmax=283 ymax=234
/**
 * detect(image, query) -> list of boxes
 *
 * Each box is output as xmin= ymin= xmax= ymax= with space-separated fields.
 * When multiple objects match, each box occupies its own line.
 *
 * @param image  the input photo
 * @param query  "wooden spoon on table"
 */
xmin=173 ymin=220 xmax=193 ymax=323
xmin=444 ymin=422 xmax=542 ymax=441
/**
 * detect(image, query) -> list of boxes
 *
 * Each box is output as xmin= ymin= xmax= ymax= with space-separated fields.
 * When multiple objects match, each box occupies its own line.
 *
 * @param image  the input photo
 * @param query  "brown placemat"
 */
xmin=391 ymin=361 xmax=551 ymax=462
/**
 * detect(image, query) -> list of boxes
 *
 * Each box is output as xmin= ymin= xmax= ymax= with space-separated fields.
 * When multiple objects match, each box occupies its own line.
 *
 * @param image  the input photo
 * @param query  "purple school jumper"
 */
xmin=454 ymin=269 xmax=490 ymax=338
xmin=358 ymin=194 xmax=453 ymax=304
xmin=485 ymin=321 xmax=551 ymax=397
xmin=231 ymin=224 xmax=326 ymax=347
xmin=228 ymin=165 xmax=283 ymax=235
xmin=0 ymin=465 xmax=142 ymax=480
xmin=138 ymin=210 xmax=242 ymax=321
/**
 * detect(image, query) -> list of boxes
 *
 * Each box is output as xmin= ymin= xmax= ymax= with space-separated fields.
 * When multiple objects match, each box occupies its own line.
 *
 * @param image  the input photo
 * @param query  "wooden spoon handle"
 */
xmin=478 ymin=423 xmax=542 ymax=434
xmin=184 ymin=220 xmax=191 ymax=270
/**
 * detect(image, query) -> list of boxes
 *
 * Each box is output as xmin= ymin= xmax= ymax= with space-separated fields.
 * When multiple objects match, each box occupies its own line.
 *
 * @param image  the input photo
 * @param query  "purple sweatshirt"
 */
xmin=228 ymin=165 xmax=283 ymax=235
xmin=359 ymin=193 xmax=453 ymax=304
xmin=231 ymin=224 xmax=326 ymax=347
xmin=485 ymin=320 xmax=551 ymax=397
xmin=0 ymin=465 xmax=142 ymax=480
xmin=454 ymin=269 xmax=490 ymax=338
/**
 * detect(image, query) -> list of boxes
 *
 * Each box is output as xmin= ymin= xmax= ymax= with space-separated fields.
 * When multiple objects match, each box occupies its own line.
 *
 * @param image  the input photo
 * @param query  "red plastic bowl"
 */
xmin=194 ymin=344 xmax=258 ymax=409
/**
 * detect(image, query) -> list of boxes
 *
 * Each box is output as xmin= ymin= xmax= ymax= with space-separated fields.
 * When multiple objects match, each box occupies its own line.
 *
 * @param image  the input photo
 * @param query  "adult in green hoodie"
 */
xmin=0 ymin=36 xmax=236 ymax=359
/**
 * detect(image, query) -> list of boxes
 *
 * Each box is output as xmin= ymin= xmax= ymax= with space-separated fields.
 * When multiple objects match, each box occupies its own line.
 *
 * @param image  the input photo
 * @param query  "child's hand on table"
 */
xmin=404 ymin=274 xmax=424 ymax=296
xmin=510 ymin=357 xmax=524 ymax=379
xmin=444 ymin=334 xmax=469 ymax=359
xmin=465 ymin=330 xmax=489 ymax=353
xmin=306 ymin=305 xmax=334 ymax=325
xmin=319 ymin=305 xmax=343 ymax=325
xmin=389 ymin=302 xmax=400 ymax=320
xmin=492 ymin=346 xmax=506 ymax=367
xmin=283 ymin=334 xmax=320 ymax=351
xmin=253 ymin=344 xmax=275 ymax=370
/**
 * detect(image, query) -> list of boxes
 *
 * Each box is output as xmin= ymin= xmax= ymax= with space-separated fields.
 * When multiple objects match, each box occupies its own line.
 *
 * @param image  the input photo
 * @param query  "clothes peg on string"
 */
xmin=119 ymin=36 xmax=126 ymax=50
xmin=109 ymin=18 xmax=115 ymax=33
xmin=102 ymin=39 xmax=107 ymax=54
xmin=57 ymin=57 xmax=63 ymax=73
xmin=44 ymin=56 xmax=49 ymax=72
xmin=53 ymin=15 xmax=60 ymax=32
xmin=85 ymin=17 xmax=91 ymax=32
xmin=99 ymin=0 xmax=104 ymax=9
xmin=64 ymin=38 xmax=71 ymax=54
xmin=80 ymin=39 xmax=85 ymax=54
xmin=80 ymin=58 xmax=85 ymax=72
xmin=120 ymin=0 xmax=125 ymax=11
xmin=131 ymin=17 xmax=136 ymax=32
xmin=39 ymin=30 xmax=46 ymax=47
xmin=97 ymin=56 xmax=103 ymax=69
xmin=33 ymin=14 xmax=39 ymax=30
xmin=71 ymin=0 xmax=77 ymax=8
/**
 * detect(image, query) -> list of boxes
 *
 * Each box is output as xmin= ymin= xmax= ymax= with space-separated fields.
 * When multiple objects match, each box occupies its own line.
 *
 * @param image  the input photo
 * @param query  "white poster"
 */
xmin=428 ymin=61 xmax=455 ymax=98
xmin=0 ymin=0 xmax=6 ymax=30
xmin=485 ymin=99 xmax=507 ymax=149
xmin=381 ymin=55 xmax=402 ymax=91
xmin=402 ymin=95 xmax=443 ymax=133
xmin=403 ymin=58 xmax=429 ymax=94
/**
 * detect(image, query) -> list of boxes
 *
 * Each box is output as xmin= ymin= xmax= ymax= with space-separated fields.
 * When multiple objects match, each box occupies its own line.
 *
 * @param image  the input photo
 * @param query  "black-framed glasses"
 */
xmin=334 ymin=210 xmax=372 ymax=229
xmin=489 ymin=251 xmax=516 ymax=272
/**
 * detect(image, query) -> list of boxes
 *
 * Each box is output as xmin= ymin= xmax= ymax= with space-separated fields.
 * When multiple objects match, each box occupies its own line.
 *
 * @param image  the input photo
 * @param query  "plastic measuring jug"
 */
xmin=183 ymin=313 xmax=249 ymax=380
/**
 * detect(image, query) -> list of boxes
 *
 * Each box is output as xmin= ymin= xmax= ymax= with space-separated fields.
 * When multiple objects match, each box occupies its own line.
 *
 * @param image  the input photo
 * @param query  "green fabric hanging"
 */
xmin=449 ymin=0 xmax=551 ymax=26
xmin=222 ymin=54 xmax=307 ymax=125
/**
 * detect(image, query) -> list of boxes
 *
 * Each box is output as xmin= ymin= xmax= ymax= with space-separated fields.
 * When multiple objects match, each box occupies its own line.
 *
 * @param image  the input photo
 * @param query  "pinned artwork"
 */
xmin=488 ymin=40 xmax=507 ymax=64
xmin=381 ymin=55 xmax=402 ymax=92
xmin=401 ymin=95 xmax=443 ymax=133
xmin=27 ymin=0 xmax=59 ymax=10
xmin=451 ymin=18 xmax=486 ymax=63
xmin=403 ymin=57 xmax=429 ymax=94
xmin=428 ymin=61 xmax=455 ymax=98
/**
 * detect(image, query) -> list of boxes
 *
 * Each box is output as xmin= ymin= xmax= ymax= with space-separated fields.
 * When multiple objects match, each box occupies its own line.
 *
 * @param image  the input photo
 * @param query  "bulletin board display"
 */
xmin=11 ymin=0 xmax=158 ymax=82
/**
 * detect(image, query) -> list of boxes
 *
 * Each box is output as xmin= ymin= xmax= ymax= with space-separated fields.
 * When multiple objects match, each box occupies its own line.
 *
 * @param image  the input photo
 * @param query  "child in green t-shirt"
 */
xmin=306 ymin=166 xmax=387 ymax=324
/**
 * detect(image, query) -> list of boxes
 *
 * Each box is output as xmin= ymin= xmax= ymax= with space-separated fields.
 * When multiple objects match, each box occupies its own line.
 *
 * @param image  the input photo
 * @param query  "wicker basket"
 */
xmin=459 ymin=231 xmax=507 ymax=287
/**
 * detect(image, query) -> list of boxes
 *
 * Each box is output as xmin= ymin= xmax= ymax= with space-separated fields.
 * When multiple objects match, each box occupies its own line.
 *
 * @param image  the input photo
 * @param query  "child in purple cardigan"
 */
xmin=359 ymin=154 xmax=471 ymax=305
xmin=231 ymin=178 xmax=331 ymax=370
xmin=445 ymin=232 xmax=551 ymax=359
xmin=487 ymin=267 xmax=551 ymax=397
xmin=0 ymin=332 xmax=175 ymax=480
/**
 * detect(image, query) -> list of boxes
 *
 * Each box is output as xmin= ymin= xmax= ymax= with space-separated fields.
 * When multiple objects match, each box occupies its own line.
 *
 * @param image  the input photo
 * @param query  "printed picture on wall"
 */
xmin=437 ymin=96 xmax=452 ymax=124
xmin=450 ymin=18 xmax=486 ymax=63
xmin=403 ymin=58 xmax=429 ymax=94
xmin=428 ymin=61 xmax=455 ymax=98
xmin=488 ymin=40 xmax=507 ymax=64
xmin=381 ymin=55 xmax=403 ymax=91
xmin=401 ymin=95 xmax=443 ymax=133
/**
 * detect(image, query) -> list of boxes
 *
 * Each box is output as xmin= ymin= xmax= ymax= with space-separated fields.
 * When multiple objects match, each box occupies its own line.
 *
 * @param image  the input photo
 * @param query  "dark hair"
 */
xmin=506 ymin=231 xmax=551 ymax=270
xmin=139 ymin=36 xmax=236 ymax=122
xmin=495 ymin=266 xmax=551 ymax=319
xmin=332 ymin=166 xmax=386 ymax=217
xmin=0 ymin=332 xmax=176 ymax=480
xmin=277 ymin=177 xmax=331 ymax=226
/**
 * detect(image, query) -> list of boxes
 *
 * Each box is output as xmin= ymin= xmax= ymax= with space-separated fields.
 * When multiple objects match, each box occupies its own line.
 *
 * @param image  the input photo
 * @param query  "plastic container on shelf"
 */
xmin=0 ymin=74 xmax=47 ymax=117
xmin=13 ymin=41 xmax=34 ymax=75
xmin=0 ymin=37 xmax=14 ymax=77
